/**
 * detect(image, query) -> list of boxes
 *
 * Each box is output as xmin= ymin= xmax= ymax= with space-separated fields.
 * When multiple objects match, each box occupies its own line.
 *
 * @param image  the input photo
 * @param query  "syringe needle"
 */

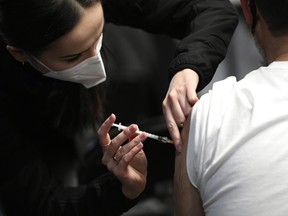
xmin=112 ymin=123 xmax=174 ymax=144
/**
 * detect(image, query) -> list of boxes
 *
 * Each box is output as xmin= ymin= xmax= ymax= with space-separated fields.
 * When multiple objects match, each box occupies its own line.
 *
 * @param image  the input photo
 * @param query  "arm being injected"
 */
xmin=112 ymin=123 xmax=174 ymax=144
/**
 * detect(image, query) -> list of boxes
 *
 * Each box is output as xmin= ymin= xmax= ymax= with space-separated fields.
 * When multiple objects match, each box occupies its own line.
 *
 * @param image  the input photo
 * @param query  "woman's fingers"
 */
xmin=115 ymin=132 xmax=147 ymax=164
xmin=102 ymin=123 xmax=147 ymax=167
xmin=162 ymin=69 xmax=199 ymax=152
xmin=97 ymin=113 xmax=116 ymax=149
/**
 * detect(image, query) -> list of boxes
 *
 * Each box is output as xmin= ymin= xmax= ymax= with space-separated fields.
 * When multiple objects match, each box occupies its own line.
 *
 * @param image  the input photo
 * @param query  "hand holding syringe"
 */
xmin=112 ymin=123 xmax=174 ymax=144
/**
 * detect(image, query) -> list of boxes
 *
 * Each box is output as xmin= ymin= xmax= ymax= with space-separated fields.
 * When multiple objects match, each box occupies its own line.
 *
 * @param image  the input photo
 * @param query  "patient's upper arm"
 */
xmin=173 ymin=114 xmax=204 ymax=216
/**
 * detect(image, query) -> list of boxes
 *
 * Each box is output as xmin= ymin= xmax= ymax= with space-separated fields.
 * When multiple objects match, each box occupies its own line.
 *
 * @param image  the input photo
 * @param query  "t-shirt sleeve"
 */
xmin=186 ymin=76 xmax=237 ymax=189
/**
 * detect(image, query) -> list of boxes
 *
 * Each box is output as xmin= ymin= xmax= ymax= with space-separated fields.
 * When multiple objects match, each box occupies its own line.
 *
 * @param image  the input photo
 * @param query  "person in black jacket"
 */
xmin=0 ymin=0 xmax=238 ymax=215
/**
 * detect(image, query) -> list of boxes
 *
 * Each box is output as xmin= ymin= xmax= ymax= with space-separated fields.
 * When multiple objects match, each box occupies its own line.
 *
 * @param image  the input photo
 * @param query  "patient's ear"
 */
xmin=240 ymin=0 xmax=253 ymax=25
xmin=6 ymin=45 xmax=29 ymax=63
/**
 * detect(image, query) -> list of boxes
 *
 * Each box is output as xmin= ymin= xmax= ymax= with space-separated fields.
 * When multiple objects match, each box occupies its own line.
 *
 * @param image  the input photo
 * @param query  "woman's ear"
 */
xmin=6 ymin=45 xmax=29 ymax=63
xmin=240 ymin=0 xmax=254 ymax=25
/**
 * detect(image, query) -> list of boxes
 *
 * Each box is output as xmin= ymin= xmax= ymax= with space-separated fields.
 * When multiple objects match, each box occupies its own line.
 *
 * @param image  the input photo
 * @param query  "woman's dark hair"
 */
xmin=0 ymin=0 xmax=99 ymax=53
xmin=254 ymin=0 xmax=288 ymax=35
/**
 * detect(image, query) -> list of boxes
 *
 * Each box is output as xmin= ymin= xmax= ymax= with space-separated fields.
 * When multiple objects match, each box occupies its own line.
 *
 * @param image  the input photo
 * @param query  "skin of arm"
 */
xmin=174 ymin=113 xmax=204 ymax=216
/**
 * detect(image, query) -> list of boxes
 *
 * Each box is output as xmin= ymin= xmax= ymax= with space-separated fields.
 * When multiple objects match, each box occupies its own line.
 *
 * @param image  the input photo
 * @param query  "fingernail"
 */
xmin=128 ymin=124 xmax=137 ymax=132
xmin=139 ymin=133 xmax=147 ymax=139
xmin=109 ymin=113 xmax=114 ymax=119
xmin=176 ymin=144 xmax=182 ymax=153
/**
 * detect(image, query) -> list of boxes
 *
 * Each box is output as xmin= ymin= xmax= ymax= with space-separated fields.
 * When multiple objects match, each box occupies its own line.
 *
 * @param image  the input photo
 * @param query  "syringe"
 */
xmin=112 ymin=123 xmax=174 ymax=144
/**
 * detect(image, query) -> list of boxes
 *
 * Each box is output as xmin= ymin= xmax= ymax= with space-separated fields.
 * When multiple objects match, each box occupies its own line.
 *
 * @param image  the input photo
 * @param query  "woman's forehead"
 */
xmin=43 ymin=3 xmax=104 ymax=58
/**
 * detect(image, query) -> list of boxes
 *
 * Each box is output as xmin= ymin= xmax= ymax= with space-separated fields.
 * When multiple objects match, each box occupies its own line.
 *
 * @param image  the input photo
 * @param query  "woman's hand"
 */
xmin=98 ymin=114 xmax=148 ymax=199
xmin=162 ymin=69 xmax=199 ymax=152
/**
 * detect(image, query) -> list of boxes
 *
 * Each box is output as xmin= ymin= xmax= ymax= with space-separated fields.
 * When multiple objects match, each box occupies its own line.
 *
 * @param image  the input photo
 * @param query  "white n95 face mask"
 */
xmin=27 ymin=34 xmax=106 ymax=88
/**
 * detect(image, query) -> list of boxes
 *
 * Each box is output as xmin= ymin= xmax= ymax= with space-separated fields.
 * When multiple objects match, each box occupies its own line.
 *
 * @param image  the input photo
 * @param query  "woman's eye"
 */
xmin=66 ymin=55 xmax=81 ymax=63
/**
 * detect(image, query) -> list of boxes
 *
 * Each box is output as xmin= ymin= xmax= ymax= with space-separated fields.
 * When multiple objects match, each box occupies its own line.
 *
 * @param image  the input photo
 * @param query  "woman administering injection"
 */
xmin=0 ymin=1 xmax=148 ymax=215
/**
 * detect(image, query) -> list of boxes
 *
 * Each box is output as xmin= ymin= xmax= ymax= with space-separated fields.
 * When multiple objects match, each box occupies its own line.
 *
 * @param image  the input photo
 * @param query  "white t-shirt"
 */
xmin=187 ymin=61 xmax=288 ymax=216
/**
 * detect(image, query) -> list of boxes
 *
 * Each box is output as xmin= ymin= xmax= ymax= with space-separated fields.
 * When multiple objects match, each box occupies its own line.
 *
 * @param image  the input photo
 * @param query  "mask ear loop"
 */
xmin=249 ymin=0 xmax=257 ymax=33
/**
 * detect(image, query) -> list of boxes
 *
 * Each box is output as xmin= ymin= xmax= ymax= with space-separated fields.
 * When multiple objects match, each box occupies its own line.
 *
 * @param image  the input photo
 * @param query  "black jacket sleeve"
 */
xmin=102 ymin=0 xmax=239 ymax=91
